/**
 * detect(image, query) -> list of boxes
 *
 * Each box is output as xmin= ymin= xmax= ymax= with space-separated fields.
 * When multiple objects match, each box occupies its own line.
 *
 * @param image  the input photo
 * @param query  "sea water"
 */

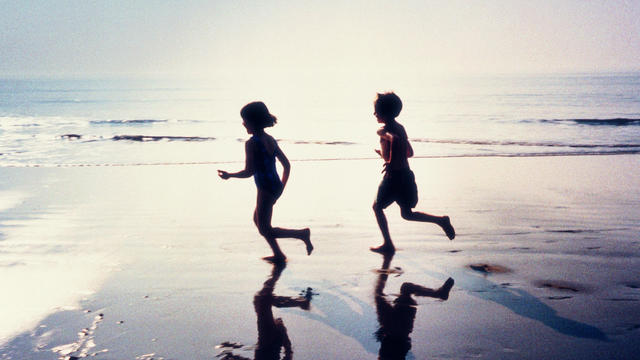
xmin=1 ymin=73 xmax=639 ymax=167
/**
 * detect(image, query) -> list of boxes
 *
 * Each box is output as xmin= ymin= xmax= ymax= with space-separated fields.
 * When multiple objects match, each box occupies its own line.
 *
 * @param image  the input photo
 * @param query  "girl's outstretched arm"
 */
xmin=274 ymin=144 xmax=290 ymax=188
xmin=218 ymin=140 xmax=255 ymax=179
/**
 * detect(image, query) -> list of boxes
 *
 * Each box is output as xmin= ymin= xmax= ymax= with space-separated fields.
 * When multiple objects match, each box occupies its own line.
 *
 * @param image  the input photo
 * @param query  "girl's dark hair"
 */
xmin=374 ymin=92 xmax=403 ymax=119
xmin=240 ymin=101 xmax=277 ymax=129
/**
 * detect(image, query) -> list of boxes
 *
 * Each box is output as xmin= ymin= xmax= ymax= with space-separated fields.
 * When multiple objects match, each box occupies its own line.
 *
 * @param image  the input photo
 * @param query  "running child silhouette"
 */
xmin=371 ymin=92 xmax=455 ymax=254
xmin=218 ymin=101 xmax=313 ymax=263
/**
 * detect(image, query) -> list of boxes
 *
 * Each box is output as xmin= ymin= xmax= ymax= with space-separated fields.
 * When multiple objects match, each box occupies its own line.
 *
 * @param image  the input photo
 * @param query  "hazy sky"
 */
xmin=2 ymin=0 xmax=640 ymax=78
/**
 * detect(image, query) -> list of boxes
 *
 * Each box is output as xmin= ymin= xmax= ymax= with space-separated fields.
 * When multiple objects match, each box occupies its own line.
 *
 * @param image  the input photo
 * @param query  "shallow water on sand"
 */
xmin=1 ymin=155 xmax=639 ymax=359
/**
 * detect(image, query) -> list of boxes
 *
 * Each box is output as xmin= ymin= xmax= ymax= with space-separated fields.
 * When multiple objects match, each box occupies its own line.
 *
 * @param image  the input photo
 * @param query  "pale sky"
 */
xmin=1 ymin=0 xmax=640 ymax=78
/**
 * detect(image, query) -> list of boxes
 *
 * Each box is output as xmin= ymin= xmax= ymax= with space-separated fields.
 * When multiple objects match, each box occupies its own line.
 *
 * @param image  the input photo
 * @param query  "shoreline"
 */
xmin=1 ymin=150 xmax=639 ymax=169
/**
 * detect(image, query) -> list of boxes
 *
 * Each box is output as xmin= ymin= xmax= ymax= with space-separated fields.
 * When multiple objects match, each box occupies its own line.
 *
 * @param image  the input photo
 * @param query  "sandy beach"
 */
xmin=1 ymin=154 xmax=639 ymax=359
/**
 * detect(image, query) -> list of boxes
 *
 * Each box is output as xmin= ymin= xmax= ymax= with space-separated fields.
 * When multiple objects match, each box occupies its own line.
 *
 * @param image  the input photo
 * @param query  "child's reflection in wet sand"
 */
xmin=218 ymin=263 xmax=312 ymax=360
xmin=253 ymin=263 xmax=311 ymax=360
xmin=374 ymin=254 xmax=453 ymax=359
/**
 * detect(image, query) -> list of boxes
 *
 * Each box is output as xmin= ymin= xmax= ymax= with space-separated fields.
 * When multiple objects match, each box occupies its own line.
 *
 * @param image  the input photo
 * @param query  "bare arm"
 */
xmin=274 ymin=144 xmax=290 ymax=187
xmin=396 ymin=125 xmax=413 ymax=158
xmin=406 ymin=138 xmax=414 ymax=158
xmin=218 ymin=141 xmax=255 ymax=179
xmin=375 ymin=128 xmax=393 ymax=162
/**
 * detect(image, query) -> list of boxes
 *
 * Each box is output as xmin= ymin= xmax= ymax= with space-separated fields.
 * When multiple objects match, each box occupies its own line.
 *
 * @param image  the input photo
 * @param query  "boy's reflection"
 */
xmin=375 ymin=254 xmax=454 ymax=359
xmin=253 ymin=262 xmax=311 ymax=360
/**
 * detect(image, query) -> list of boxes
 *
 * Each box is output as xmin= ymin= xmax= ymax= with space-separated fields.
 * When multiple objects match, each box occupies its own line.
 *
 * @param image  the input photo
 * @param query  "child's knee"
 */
xmin=400 ymin=282 xmax=414 ymax=295
xmin=400 ymin=207 xmax=413 ymax=219
xmin=372 ymin=201 xmax=383 ymax=212
xmin=258 ymin=224 xmax=273 ymax=237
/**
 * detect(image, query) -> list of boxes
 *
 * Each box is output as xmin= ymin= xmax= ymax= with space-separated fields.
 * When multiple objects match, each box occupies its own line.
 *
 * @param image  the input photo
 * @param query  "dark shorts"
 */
xmin=375 ymin=168 xmax=418 ymax=209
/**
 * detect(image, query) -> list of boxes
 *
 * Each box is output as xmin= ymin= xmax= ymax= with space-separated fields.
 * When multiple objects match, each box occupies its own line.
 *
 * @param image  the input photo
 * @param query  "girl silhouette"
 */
xmin=218 ymin=102 xmax=313 ymax=262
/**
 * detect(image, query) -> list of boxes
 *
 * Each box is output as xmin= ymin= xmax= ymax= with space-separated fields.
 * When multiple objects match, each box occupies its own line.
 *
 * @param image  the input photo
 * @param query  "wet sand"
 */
xmin=1 ymin=155 xmax=639 ymax=359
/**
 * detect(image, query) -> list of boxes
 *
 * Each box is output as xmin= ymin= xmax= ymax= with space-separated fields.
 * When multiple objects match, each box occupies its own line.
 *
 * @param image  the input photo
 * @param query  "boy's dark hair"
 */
xmin=374 ymin=92 xmax=402 ymax=119
xmin=241 ymin=101 xmax=277 ymax=129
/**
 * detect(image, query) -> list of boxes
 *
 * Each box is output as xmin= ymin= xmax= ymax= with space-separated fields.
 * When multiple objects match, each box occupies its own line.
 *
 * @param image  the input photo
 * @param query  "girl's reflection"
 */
xmin=254 ymin=263 xmax=311 ymax=360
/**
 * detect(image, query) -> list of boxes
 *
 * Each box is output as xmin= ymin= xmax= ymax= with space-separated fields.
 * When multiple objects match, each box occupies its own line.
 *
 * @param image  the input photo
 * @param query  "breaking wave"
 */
xmin=111 ymin=135 xmax=215 ymax=142
xmin=90 ymin=119 xmax=168 ymax=125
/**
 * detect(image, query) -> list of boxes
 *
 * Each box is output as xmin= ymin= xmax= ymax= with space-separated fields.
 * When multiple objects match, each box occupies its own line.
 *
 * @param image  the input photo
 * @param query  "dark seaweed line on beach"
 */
xmin=536 ymin=118 xmax=640 ymax=126
xmin=515 ymin=118 xmax=640 ymax=126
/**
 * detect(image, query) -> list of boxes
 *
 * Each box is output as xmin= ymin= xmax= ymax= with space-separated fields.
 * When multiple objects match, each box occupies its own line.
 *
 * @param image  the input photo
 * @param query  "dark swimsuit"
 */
xmin=252 ymin=134 xmax=284 ymax=199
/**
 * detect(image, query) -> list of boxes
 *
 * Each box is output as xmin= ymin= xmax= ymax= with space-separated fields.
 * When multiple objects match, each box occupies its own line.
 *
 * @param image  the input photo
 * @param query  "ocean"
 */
xmin=1 ymin=73 xmax=639 ymax=167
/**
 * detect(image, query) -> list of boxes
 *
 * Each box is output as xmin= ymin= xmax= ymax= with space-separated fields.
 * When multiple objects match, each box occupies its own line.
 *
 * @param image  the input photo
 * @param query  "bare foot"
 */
xmin=441 ymin=216 xmax=455 ymax=240
xmin=262 ymin=255 xmax=286 ymax=264
xmin=370 ymin=244 xmax=395 ymax=254
xmin=436 ymin=277 xmax=455 ymax=300
xmin=302 ymin=228 xmax=313 ymax=255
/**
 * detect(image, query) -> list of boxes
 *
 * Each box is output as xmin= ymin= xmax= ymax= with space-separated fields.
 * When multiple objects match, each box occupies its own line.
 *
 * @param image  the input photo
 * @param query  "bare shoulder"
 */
xmin=265 ymin=133 xmax=278 ymax=144
xmin=262 ymin=133 xmax=281 ymax=154
xmin=264 ymin=133 xmax=279 ymax=150
xmin=396 ymin=122 xmax=409 ymax=136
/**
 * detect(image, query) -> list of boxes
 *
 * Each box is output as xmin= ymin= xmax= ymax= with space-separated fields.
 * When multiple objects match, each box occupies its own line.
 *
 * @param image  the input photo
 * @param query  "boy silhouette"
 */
xmin=371 ymin=92 xmax=455 ymax=254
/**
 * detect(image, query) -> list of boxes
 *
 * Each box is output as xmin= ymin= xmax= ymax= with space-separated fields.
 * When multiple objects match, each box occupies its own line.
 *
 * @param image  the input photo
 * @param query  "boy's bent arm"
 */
xmin=397 ymin=125 xmax=413 ymax=158
xmin=377 ymin=127 xmax=394 ymax=142
xmin=406 ymin=139 xmax=414 ymax=158
xmin=378 ymin=133 xmax=393 ymax=163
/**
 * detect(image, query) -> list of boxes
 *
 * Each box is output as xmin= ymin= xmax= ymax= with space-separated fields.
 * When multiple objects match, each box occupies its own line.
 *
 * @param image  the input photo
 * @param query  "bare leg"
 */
xmin=400 ymin=278 xmax=454 ymax=300
xmin=256 ymin=191 xmax=313 ymax=258
xmin=255 ymin=196 xmax=286 ymax=262
xmin=372 ymin=201 xmax=395 ymax=253
xmin=400 ymin=207 xmax=455 ymax=240
xmin=272 ymin=227 xmax=313 ymax=255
